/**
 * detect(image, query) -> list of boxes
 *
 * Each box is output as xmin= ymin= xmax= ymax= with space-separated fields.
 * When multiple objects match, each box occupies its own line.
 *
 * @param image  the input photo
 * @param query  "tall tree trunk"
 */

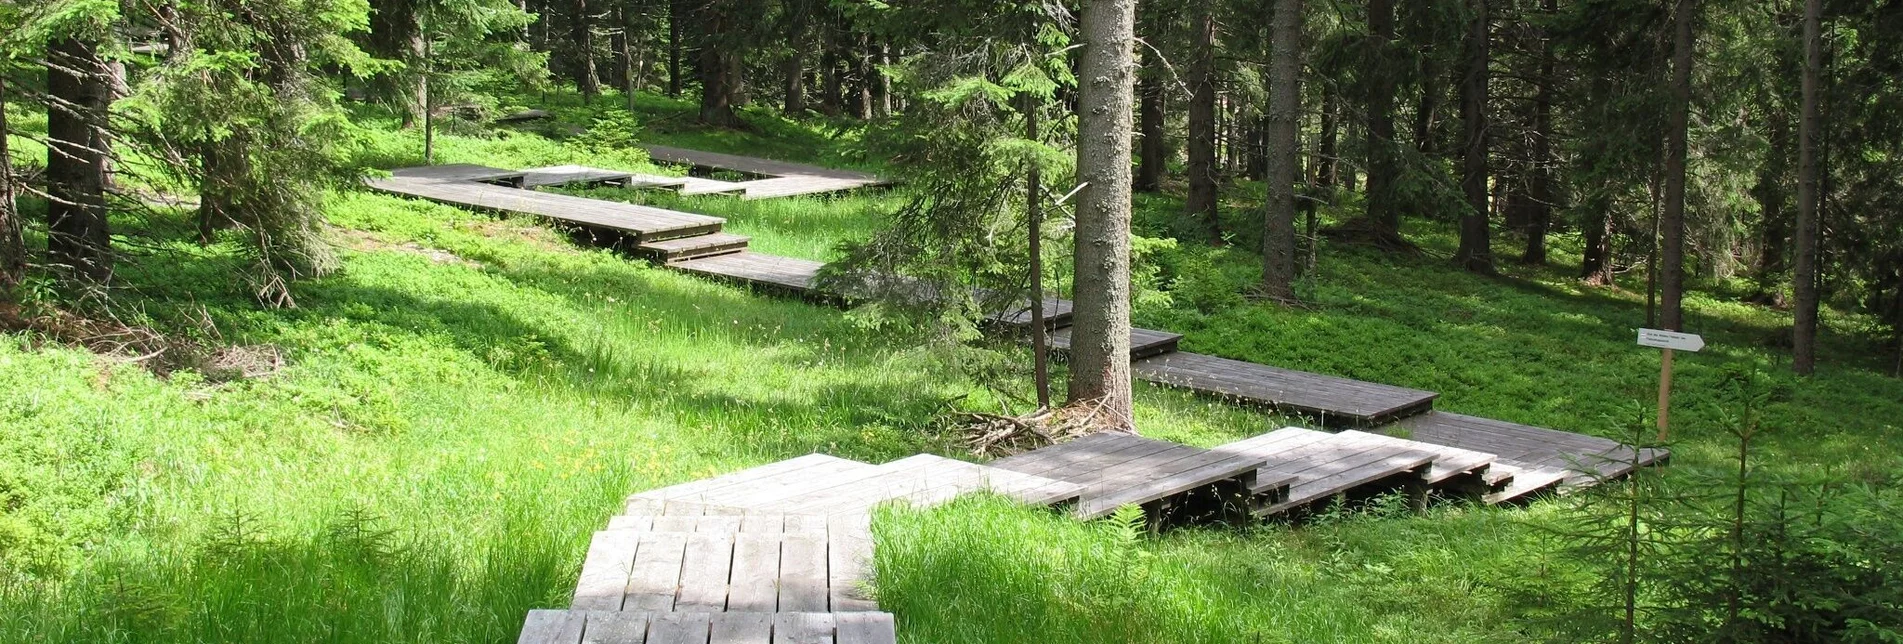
xmin=781 ymin=2 xmax=806 ymax=114
xmin=696 ymin=3 xmax=743 ymax=127
xmin=1067 ymin=0 xmax=1139 ymax=430
xmin=1364 ymin=0 xmax=1400 ymax=240
xmin=821 ymin=32 xmax=843 ymax=115
xmin=1412 ymin=58 xmax=1441 ymax=155
xmin=873 ymin=42 xmax=891 ymax=118
xmin=530 ymin=0 xmax=549 ymax=52
xmin=46 ymin=37 xmax=113 ymax=284
xmin=368 ymin=0 xmax=425 ymax=127
xmin=666 ymin=0 xmax=683 ymax=96
xmin=1262 ymin=0 xmax=1303 ymax=300
xmin=852 ymin=33 xmax=872 ymax=119
xmin=1660 ymin=0 xmax=1695 ymax=331
xmin=1522 ymin=0 xmax=1556 ymax=265
xmin=1582 ymin=198 xmax=1617 ymax=284
xmin=1752 ymin=109 xmax=1789 ymax=298
xmin=1454 ymin=0 xmax=1493 ymax=274
xmin=1792 ymin=0 xmax=1822 ymax=374
xmin=1135 ymin=49 xmax=1166 ymax=193
xmin=1316 ymin=86 xmax=1339 ymax=191
xmin=1026 ymin=94 xmax=1051 ymax=409
xmin=573 ymin=0 xmax=600 ymax=98
xmin=1186 ymin=0 xmax=1221 ymax=242
xmin=0 ymin=75 xmax=21 ymax=290
xmin=611 ymin=5 xmax=631 ymax=98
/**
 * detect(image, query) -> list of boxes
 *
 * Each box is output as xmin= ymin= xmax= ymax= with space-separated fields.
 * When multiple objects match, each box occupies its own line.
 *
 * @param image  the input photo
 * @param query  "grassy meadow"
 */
xmin=2 ymin=92 xmax=1899 ymax=642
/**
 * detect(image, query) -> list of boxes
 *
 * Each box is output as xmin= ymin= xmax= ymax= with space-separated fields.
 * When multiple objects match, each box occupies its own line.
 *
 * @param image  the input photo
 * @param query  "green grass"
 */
xmin=2 ymin=89 xmax=1899 ymax=643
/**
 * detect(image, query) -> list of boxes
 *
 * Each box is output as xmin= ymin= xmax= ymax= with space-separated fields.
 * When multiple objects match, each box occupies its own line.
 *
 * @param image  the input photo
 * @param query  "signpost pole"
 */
xmin=1657 ymin=348 xmax=1675 ymax=441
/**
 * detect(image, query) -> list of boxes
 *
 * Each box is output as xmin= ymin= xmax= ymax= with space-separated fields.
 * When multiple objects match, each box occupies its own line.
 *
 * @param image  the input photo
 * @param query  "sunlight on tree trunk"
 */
xmin=1067 ymin=0 xmax=1138 ymax=430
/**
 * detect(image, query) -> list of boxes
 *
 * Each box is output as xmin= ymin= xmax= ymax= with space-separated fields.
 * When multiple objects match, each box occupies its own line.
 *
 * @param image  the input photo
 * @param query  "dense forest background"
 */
xmin=4 ymin=0 xmax=1900 ymax=374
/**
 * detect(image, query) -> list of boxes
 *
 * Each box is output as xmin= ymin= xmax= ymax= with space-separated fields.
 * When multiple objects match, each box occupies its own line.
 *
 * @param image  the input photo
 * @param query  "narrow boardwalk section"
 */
xmin=642 ymin=144 xmax=889 ymax=200
xmin=1131 ymin=351 xmax=1439 ymax=426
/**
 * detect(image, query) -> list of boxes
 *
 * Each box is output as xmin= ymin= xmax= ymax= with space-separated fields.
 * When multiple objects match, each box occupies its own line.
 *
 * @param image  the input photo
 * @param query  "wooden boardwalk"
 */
xmin=376 ymin=159 xmax=1672 ymax=644
xmin=641 ymin=145 xmax=888 ymax=200
xmin=1388 ymin=411 xmax=1669 ymax=487
xmin=1130 ymin=351 xmax=1439 ymax=426
xmin=369 ymin=176 xmax=725 ymax=242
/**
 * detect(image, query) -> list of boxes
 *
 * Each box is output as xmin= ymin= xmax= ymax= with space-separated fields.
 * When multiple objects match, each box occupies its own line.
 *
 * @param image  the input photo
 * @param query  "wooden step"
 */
xmin=1389 ymin=411 xmax=1669 ymax=487
xmin=987 ymin=296 xmax=1075 ymax=330
xmin=990 ymin=432 xmax=1267 ymax=520
xmin=1215 ymin=428 xmax=1437 ymax=516
xmin=391 ymin=163 xmax=526 ymax=186
xmin=639 ymin=232 xmax=750 ymax=261
xmin=676 ymin=176 xmax=749 ymax=196
xmin=518 ymin=164 xmax=637 ymax=188
xmin=574 ymin=515 xmax=877 ymax=614
xmin=1481 ymin=461 xmax=1570 ymax=504
xmin=519 ymin=610 xmax=896 ymax=644
xmin=1130 ymin=352 xmax=1439 ymax=427
xmin=1049 ymin=325 xmax=1181 ymax=360
xmin=625 ymin=453 xmax=876 ymax=516
xmin=1339 ymin=430 xmax=1496 ymax=485
xmin=667 ymin=251 xmax=825 ymax=294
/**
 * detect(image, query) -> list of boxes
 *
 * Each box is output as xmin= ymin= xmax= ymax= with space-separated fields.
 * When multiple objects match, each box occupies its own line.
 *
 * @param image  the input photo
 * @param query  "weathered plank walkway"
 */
xmin=641 ymin=144 xmax=889 ymax=200
xmin=369 ymin=176 xmax=725 ymax=242
xmin=1388 ymin=411 xmax=1669 ymax=487
xmin=1130 ymin=351 xmax=1440 ymax=426
xmin=376 ymin=159 xmax=1671 ymax=643
xmin=989 ymin=432 xmax=1268 ymax=520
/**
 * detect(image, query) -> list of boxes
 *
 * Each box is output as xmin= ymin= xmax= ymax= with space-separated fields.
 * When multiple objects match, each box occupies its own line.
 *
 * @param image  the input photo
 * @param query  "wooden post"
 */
xmin=1657 ymin=348 xmax=1675 ymax=441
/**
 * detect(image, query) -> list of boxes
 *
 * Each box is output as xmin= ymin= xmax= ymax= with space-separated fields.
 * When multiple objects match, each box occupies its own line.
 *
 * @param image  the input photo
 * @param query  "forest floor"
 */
xmin=2 ymin=92 xmax=1899 ymax=643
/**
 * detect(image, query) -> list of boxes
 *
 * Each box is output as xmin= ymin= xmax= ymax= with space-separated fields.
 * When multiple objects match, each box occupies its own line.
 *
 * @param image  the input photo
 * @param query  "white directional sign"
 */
xmin=1637 ymin=328 xmax=1705 ymax=352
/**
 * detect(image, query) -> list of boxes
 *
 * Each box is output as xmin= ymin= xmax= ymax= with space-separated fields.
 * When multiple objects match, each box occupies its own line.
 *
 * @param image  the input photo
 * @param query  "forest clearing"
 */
xmin=3 ymin=0 xmax=1902 ymax=642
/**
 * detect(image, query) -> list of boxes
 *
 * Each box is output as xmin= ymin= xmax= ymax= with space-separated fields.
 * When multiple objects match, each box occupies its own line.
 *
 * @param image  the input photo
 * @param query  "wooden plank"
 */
xmin=643 ymin=144 xmax=883 ymax=182
xmin=368 ymin=177 xmax=724 ymax=241
xmin=710 ymin=613 xmax=775 ymax=644
xmin=1075 ymin=450 xmax=1265 ymax=519
xmin=1484 ymin=461 xmax=1570 ymax=503
xmin=773 ymin=612 xmax=836 ymax=644
xmin=670 ymin=252 xmax=825 ymax=292
xmin=726 ymin=533 xmax=783 ymax=612
xmin=1130 ymin=351 xmax=1439 ymax=424
xmin=833 ymin=613 xmax=898 ymax=644
xmin=581 ymin=611 xmax=650 ymax=644
xmin=1339 ymin=430 xmax=1495 ymax=484
xmin=673 ymin=532 xmax=738 ymax=612
xmin=519 ymin=609 xmax=586 ymax=644
xmin=645 ymin=613 xmax=712 ymax=644
xmin=572 ymin=529 xmax=641 ymax=610
xmin=778 ymin=533 xmax=830 ymax=612
xmin=632 ymin=455 xmax=872 ymax=509
xmin=1048 ymin=326 xmax=1181 ymax=360
xmin=651 ymin=516 xmax=698 ymax=532
xmin=607 ymin=515 xmax=654 ymax=531
xmin=826 ymin=514 xmax=878 ymax=612
xmin=640 ymin=232 xmax=750 ymax=261
xmin=393 ymin=164 xmax=525 ymax=185
xmin=520 ymin=165 xmax=637 ymax=188
xmin=623 ymin=533 xmax=689 ymax=611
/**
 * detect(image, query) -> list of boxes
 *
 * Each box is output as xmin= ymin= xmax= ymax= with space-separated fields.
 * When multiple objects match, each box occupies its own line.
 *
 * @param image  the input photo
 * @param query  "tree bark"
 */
xmin=1412 ymin=58 xmax=1441 ymax=155
xmin=1067 ymin=0 xmax=1139 ymax=430
xmin=1316 ymin=86 xmax=1339 ymax=191
xmin=1660 ymin=0 xmax=1695 ymax=331
xmin=1522 ymin=0 xmax=1556 ymax=266
xmin=852 ymin=33 xmax=873 ymax=119
xmin=1185 ymin=0 xmax=1221 ymax=242
xmin=1026 ymin=94 xmax=1050 ymax=409
xmin=1792 ymin=0 xmax=1821 ymax=374
xmin=573 ymin=0 xmax=599 ymax=97
xmin=46 ymin=37 xmax=113 ymax=284
xmin=0 ymin=75 xmax=22 ymax=290
xmin=1752 ymin=108 xmax=1789 ymax=297
xmin=1454 ymin=0 xmax=1493 ymax=274
xmin=696 ymin=2 xmax=743 ymax=127
xmin=666 ymin=0 xmax=683 ymax=97
xmin=368 ymin=0 xmax=426 ymax=127
xmin=781 ymin=2 xmax=806 ymax=114
xmin=1261 ymin=0 xmax=1303 ymax=300
xmin=1364 ymin=0 xmax=1400 ymax=239
xmin=873 ymin=41 xmax=891 ymax=118
xmin=1135 ymin=50 xmax=1166 ymax=193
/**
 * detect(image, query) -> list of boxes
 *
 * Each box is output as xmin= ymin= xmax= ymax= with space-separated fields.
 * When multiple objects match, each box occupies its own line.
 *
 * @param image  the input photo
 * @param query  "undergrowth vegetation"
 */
xmin=2 ymin=91 xmax=1899 ymax=642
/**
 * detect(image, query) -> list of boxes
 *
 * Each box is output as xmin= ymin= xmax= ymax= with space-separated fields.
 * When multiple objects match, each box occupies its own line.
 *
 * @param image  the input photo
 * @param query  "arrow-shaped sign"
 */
xmin=1638 ymin=328 xmax=1705 ymax=352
